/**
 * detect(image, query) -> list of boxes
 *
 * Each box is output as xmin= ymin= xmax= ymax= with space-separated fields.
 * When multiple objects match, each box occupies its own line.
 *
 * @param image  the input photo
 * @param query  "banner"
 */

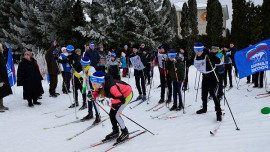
xmin=6 ymin=44 xmax=16 ymax=87
xmin=235 ymin=39 xmax=270 ymax=79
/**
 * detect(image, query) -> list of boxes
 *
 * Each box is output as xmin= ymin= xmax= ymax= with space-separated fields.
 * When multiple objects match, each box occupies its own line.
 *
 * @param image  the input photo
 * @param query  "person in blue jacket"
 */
xmin=84 ymin=43 xmax=100 ymax=68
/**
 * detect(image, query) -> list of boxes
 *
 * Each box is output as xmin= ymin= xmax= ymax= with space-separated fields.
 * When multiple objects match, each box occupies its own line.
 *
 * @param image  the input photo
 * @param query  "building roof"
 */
xmin=171 ymin=0 xmax=229 ymax=20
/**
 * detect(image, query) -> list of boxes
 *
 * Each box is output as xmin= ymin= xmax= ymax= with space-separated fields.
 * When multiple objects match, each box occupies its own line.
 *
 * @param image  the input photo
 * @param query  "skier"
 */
xmin=193 ymin=42 xmax=222 ymax=121
xmin=211 ymin=46 xmax=224 ymax=100
xmin=129 ymin=45 xmax=147 ymax=101
xmin=142 ymin=50 xmax=151 ymax=85
xmin=74 ymin=56 xmax=100 ymax=123
xmin=167 ymin=50 xmax=185 ymax=111
xmin=178 ymin=47 xmax=190 ymax=91
xmin=157 ymin=44 xmax=172 ymax=103
xmin=223 ymin=47 xmax=233 ymax=88
xmin=90 ymin=71 xmax=133 ymax=143
xmin=106 ymin=52 xmax=121 ymax=80
xmin=68 ymin=49 xmax=87 ymax=109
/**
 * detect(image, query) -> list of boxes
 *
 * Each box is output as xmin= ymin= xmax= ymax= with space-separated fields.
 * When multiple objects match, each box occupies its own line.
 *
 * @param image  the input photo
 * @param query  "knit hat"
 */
xmin=61 ymin=47 xmax=67 ymax=52
xmin=132 ymin=44 xmax=139 ymax=50
xmin=66 ymin=45 xmax=74 ymax=53
xmin=110 ymin=52 xmax=116 ymax=58
xmin=99 ymin=44 xmax=103 ymax=48
xmin=168 ymin=50 xmax=176 ymax=58
xmin=90 ymin=43 xmax=95 ymax=47
xmin=124 ymin=45 xmax=128 ymax=49
xmin=211 ymin=46 xmax=219 ymax=50
xmin=90 ymin=71 xmax=105 ymax=84
xmin=80 ymin=56 xmax=91 ymax=66
xmin=194 ymin=42 xmax=204 ymax=52
xmin=141 ymin=43 xmax=145 ymax=47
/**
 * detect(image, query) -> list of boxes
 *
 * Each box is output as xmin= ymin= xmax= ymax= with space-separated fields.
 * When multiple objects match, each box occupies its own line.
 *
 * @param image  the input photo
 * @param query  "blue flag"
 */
xmin=6 ymin=44 xmax=16 ymax=87
xmin=235 ymin=39 xmax=270 ymax=79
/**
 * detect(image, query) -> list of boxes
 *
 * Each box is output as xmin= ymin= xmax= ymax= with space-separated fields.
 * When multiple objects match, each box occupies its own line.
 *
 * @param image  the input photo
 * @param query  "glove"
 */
xmin=101 ymin=99 xmax=112 ymax=107
xmin=0 ymin=82 xmax=4 ymax=87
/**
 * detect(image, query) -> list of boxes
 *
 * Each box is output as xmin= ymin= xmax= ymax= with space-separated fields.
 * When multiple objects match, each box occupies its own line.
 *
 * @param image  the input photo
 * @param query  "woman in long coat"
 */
xmin=0 ymin=43 xmax=12 ymax=112
xmin=17 ymin=51 xmax=44 ymax=107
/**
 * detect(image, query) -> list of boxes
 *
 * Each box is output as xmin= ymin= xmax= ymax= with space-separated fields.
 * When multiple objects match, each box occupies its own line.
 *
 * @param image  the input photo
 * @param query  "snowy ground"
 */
xmin=1 ymin=66 xmax=270 ymax=152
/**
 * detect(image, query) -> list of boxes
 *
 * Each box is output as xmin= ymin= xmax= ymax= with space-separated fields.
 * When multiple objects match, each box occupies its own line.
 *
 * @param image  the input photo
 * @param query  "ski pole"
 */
xmin=194 ymin=71 xmax=198 ymax=90
xmin=94 ymin=99 xmax=155 ymax=135
xmin=207 ymin=55 xmax=240 ymax=131
xmin=56 ymin=60 xmax=79 ymax=120
xmin=195 ymin=73 xmax=201 ymax=102
xmin=183 ymin=60 xmax=187 ymax=114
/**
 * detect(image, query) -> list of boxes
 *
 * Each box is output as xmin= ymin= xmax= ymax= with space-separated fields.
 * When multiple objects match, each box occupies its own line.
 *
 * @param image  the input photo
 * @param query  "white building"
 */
xmin=172 ymin=1 xmax=229 ymax=37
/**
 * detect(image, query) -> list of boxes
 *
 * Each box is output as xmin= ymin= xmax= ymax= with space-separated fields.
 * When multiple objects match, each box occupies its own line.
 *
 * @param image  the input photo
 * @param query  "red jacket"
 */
xmin=92 ymin=74 xmax=132 ymax=105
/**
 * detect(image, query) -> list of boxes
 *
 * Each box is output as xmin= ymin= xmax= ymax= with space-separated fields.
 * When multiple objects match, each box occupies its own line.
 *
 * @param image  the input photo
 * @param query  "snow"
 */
xmin=1 ymin=65 xmax=270 ymax=152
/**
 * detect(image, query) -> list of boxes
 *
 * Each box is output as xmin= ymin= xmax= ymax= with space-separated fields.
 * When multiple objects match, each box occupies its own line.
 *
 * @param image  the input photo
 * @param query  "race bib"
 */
xmin=194 ymin=56 xmax=207 ymax=73
xmin=130 ymin=55 xmax=145 ymax=70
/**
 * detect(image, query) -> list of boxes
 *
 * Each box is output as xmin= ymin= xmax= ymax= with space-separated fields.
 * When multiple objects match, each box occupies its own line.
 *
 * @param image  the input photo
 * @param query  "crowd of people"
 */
xmin=0 ymin=40 xmax=266 ymax=142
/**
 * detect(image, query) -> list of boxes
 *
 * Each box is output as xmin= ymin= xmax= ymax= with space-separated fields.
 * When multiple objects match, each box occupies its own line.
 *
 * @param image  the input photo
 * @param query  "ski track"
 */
xmin=0 ymin=66 xmax=270 ymax=152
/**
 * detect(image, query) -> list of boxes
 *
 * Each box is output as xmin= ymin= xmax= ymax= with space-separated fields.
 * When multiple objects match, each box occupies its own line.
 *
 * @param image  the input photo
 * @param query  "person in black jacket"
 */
xmin=0 ymin=43 xmax=12 ymax=112
xmin=84 ymin=43 xmax=100 ymax=68
xmin=17 ymin=51 xmax=44 ymax=107
xmin=193 ymin=43 xmax=222 ymax=121
xmin=129 ymin=45 xmax=146 ymax=101
xmin=178 ymin=47 xmax=190 ymax=91
xmin=142 ymin=50 xmax=151 ymax=85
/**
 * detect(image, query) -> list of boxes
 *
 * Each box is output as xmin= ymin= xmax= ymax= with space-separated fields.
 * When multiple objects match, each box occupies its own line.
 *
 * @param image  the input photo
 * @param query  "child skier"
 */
xmin=74 ymin=56 xmax=100 ymax=123
xmin=120 ymin=52 xmax=128 ymax=77
xmin=157 ymin=45 xmax=172 ymax=103
xmin=106 ymin=52 xmax=121 ymax=80
xmin=193 ymin=43 xmax=222 ymax=121
xmin=90 ymin=71 xmax=133 ymax=143
xmin=167 ymin=50 xmax=185 ymax=111
xmin=129 ymin=45 xmax=147 ymax=101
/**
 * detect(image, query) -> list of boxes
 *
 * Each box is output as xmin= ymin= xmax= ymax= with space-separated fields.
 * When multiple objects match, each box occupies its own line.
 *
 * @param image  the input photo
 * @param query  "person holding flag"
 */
xmin=0 ymin=43 xmax=12 ymax=112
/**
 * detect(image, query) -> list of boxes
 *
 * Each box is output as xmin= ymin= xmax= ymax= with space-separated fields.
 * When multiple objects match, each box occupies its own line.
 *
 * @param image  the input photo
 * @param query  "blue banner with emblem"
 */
xmin=235 ymin=39 xmax=270 ymax=79
xmin=6 ymin=44 xmax=16 ymax=87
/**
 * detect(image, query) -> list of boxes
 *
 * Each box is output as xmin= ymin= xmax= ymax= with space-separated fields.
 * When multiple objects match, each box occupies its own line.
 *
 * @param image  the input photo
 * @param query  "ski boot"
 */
xmin=158 ymin=98 xmax=165 ymax=104
xmin=217 ymin=114 xmax=222 ymax=121
xmin=116 ymin=127 xmax=129 ymax=143
xmin=176 ymin=105 xmax=183 ymax=111
xmin=142 ymin=95 xmax=147 ymax=101
xmin=136 ymin=94 xmax=143 ymax=100
xmin=196 ymin=108 xmax=207 ymax=114
xmin=102 ymin=129 xmax=119 ymax=142
xmin=92 ymin=114 xmax=101 ymax=124
xmin=79 ymin=102 xmax=87 ymax=110
xmin=69 ymin=102 xmax=79 ymax=108
xmin=81 ymin=112 xmax=93 ymax=121
xmin=170 ymin=104 xmax=177 ymax=111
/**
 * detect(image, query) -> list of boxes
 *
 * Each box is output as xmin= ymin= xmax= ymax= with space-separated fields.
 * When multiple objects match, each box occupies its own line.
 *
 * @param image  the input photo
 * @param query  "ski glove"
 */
xmin=101 ymin=99 xmax=112 ymax=107
xmin=0 ymin=82 xmax=4 ymax=87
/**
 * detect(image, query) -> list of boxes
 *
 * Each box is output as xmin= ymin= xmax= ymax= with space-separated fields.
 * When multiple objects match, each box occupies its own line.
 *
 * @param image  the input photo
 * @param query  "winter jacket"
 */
xmin=17 ymin=58 xmax=44 ymax=99
xmin=97 ymin=51 xmax=107 ymax=67
xmin=224 ymin=50 xmax=232 ymax=64
xmin=45 ymin=45 xmax=59 ymax=75
xmin=0 ymin=52 xmax=12 ymax=99
xmin=142 ymin=53 xmax=151 ymax=68
xmin=120 ymin=57 xmax=128 ymax=68
xmin=214 ymin=51 xmax=224 ymax=74
xmin=158 ymin=52 xmax=169 ymax=75
xmin=107 ymin=58 xmax=121 ymax=76
xmin=72 ymin=53 xmax=83 ymax=73
xmin=167 ymin=57 xmax=185 ymax=82
xmin=84 ymin=49 xmax=100 ymax=67
xmin=58 ymin=53 xmax=71 ymax=73
xmin=92 ymin=74 xmax=132 ymax=106
xmin=193 ymin=48 xmax=221 ymax=74
xmin=122 ymin=49 xmax=130 ymax=58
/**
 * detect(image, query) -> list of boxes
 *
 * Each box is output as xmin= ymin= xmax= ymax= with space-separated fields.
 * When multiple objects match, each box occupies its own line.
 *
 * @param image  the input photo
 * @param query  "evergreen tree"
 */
xmin=231 ymin=0 xmax=249 ymax=49
xmin=188 ymin=0 xmax=199 ymax=43
xmin=246 ymin=1 xmax=263 ymax=45
xmin=206 ymin=0 xmax=223 ymax=46
xmin=180 ymin=2 xmax=192 ymax=55
xmin=262 ymin=0 xmax=270 ymax=39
